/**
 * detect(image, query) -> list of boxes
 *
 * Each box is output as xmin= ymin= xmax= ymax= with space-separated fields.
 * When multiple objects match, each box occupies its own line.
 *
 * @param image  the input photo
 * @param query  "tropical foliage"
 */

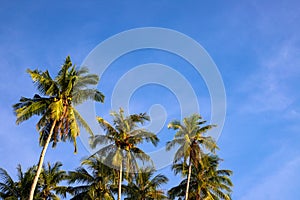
xmin=2 ymin=57 xmax=233 ymax=200
xmin=122 ymin=167 xmax=168 ymax=200
xmin=12 ymin=56 xmax=104 ymax=199
xmin=166 ymin=114 xmax=218 ymax=200
xmin=90 ymin=108 xmax=159 ymax=200
xmin=38 ymin=162 xmax=67 ymax=200
xmin=67 ymin=155 xmax=115 ymax=200
xmin=168 ymin=154 xmax=233 ymax=200
xmin=0 ymin=165 xmax=36 ymax=199
xmin=0 ymin=162 xmax=67 ymax=200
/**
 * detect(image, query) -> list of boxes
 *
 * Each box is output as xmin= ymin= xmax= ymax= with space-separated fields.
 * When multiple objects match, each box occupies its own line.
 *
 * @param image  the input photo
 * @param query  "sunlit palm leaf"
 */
xmin=91 ymin=108 xmax=159 ymax=200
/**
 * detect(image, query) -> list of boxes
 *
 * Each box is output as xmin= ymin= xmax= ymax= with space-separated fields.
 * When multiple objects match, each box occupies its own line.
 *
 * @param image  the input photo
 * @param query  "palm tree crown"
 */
xmin=38 ymin=162 xmax=68 ymax=200
xmin=166 ymin=114 xmax=218 ymax=200
xmin=0 ymin=165 xmax=36 ymax=199
xmin=166 ymin=114 xmax=217 ymax=164
xmin=91 ymin=108 xmax=159 ymax=200
xmin=91 ymin=108 xmax=159 ymax=173
xmin=13 ymin=56 xmax=104 ymax=152
xmin=168 ymin=154 xmax=233 ymax=200
xmin=13 ymin=56 xmax=104 ymax=200
xmin=0 ymin=162 xmax=67 ymax=200
xmin=67 ymin=155 xmax=115 ymax=200
xmin=123 ymin=167 xmax=168 ymax=200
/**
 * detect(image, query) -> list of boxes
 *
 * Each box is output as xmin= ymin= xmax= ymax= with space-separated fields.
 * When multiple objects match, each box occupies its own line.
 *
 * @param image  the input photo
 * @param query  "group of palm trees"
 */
xmin=0 ymin=56 xmax=233 ymax=199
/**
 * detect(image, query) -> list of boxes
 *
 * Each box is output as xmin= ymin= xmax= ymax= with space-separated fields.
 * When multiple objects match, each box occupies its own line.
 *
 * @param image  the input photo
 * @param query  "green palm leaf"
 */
xmin=13 ymin=56 xmax=105 ymax=200
xmin=91 ymin=108 xmax=159 ymax=200
xmin=166 ymin=113 xmax=218 ymax=200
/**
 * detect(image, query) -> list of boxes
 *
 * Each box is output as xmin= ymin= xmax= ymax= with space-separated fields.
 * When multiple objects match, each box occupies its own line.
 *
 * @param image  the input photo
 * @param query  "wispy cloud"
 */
xmin=240 ymin=156 xmax=300 ymax=200
xmin=232 ymin=140 xmax=300 ymax=200
xmin=238 ymin=40 xmax=300 ymax=114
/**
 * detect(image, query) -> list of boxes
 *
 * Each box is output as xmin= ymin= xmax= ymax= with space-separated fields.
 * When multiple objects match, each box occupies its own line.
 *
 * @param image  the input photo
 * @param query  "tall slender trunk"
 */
xmin=28 ymin=120 xmax=57 ymax=200
xmin=185 ymin=156 xmax=192 ymax=200
xmin=118 ymin=160 xmax=122 ymax=200
xmin=196 ymin=152 xmax=202 ymax=200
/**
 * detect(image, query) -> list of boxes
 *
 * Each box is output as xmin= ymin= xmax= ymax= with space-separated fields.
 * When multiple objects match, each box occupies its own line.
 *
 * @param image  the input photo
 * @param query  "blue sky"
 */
xmin=1 ymin=1 xmax=300 ymax=199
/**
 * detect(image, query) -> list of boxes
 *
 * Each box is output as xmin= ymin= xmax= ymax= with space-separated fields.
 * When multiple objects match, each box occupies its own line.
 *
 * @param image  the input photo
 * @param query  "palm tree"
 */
xmin=38 ymin=162 xmax=67 ymax=200
xmin=67 ymin=155 xmax=115 ymax=200
xmin=13 ymin=56 xmax=104 ymax=200
xmin=166 ymin=114 xmax=217 ymax=200
xmin=123 ymin=167 xmax=168 ymax=200
xmin=0 ymin=166 xmax=18 ymax=199
xmin=168 ymin=154 xmax=233 ymax=200
xmin=0 ymin=165 xmax=37 ymax=199
xmin=90 ymin=108 xmax=159 ymax=200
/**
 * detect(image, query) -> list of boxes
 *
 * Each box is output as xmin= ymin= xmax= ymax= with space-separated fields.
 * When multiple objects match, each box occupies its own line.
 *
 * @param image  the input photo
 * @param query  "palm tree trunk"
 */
xmin=185 ymin=156 xmax=192 ymax=200
xmin=198 ymin=152 xmax=202 ymax=200
xmin=28 ymin=120 xmax=57 ymax=200
xmin=118 ymin=160 xmax=122 ymax=200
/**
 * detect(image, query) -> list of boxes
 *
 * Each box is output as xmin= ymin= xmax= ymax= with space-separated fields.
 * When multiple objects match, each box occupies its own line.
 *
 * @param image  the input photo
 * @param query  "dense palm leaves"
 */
xmin=166 ymin=114 xmax=218 ymax=200
xmin=90 ymin=108 xmax=159 ymax=200
xmin=13 ymin=56 xmax=104 ymax=152
xmin=0 ymin=165 xmax=36 ymax=199
xmin=9 ymin=57 xmax=233 ymax=199
xmin=13 ymin=56 xmax=104 ymax=200
xmin=0 ymin=162 xmax=67 ymax=200
xmin=123 ymin=168 xmax=168 ymax=200
xmin=67 ymin=156 xmax=115 ymax=200
xmin=168 ymin=154 xmax=233 ymax=200
xmin=38 ymin=162 xmax=67 ymax=200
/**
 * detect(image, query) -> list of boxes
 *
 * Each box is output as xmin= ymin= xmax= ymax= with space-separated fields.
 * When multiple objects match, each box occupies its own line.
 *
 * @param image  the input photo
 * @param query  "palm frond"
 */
xmin=129 ymin=112 xmax=150 ymax=124
xmin=90 ymin=135 xmax=114 ymax=149
xmin=166 ymin=138 xmax=184 ymax=151
xmin=13 ymin=95 xmax=51 ymax=125
xmin=97 ymin=117 xmax=118 ymax=135
xmin=167 ymin=120 xmax=181 ymax=130
xmin=67 ymin=168 xmax=94 ymax=185
xmin=27 ymin=69 xmax=59 ymax=96
xmin=72 ymin=89 xmax=104 ymax=105
xmin=73 ymin=108 xmax=93 ymax=136
xmin=74 ymin=73 xmax=99 ymax=88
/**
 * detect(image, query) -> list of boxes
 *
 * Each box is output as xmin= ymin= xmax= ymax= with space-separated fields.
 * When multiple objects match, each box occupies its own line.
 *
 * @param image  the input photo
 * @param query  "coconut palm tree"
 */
xmin=0 ymin=166 xmax=18 ymax=199
xmin=166 ymin=114 xmax=218 ymax=200
xmin=168 ymin=154 xmax=233 ymax=200
xmin=38 ymin=162 xmax=67 ymax=200
xmin=67 ymin=155 xmax=115 ymax=200
xmin=13 ymin=56 xmax=104 ymax=200
xmin=90 ymin=108 xmax=159 ymax=200
xmin=0 ymin=165 xmax=37 ymax=199
xmin=123 ymin=167 xmax=168 ymax=200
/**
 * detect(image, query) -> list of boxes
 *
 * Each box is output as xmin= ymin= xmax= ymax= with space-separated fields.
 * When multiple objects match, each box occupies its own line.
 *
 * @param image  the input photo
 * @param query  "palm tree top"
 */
xmin=169 ymin=154 xmax=233 ymax=200
xmin=166 ymin=113 xmax=218 ymax=163
xmin=13 ymin=56 xmax=105 ymax=152
xmin=168 ymin=113 xmax=216 ymax=141
xmin=92 ymin=108 xmax=159 ymax=150
xmin=123 ymin=167 xmax=169 ymax=200
xmin=67 ymin=155 xmax=115 ymax=200
xmin=90 ymin=107 xmax=160 ymax=200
